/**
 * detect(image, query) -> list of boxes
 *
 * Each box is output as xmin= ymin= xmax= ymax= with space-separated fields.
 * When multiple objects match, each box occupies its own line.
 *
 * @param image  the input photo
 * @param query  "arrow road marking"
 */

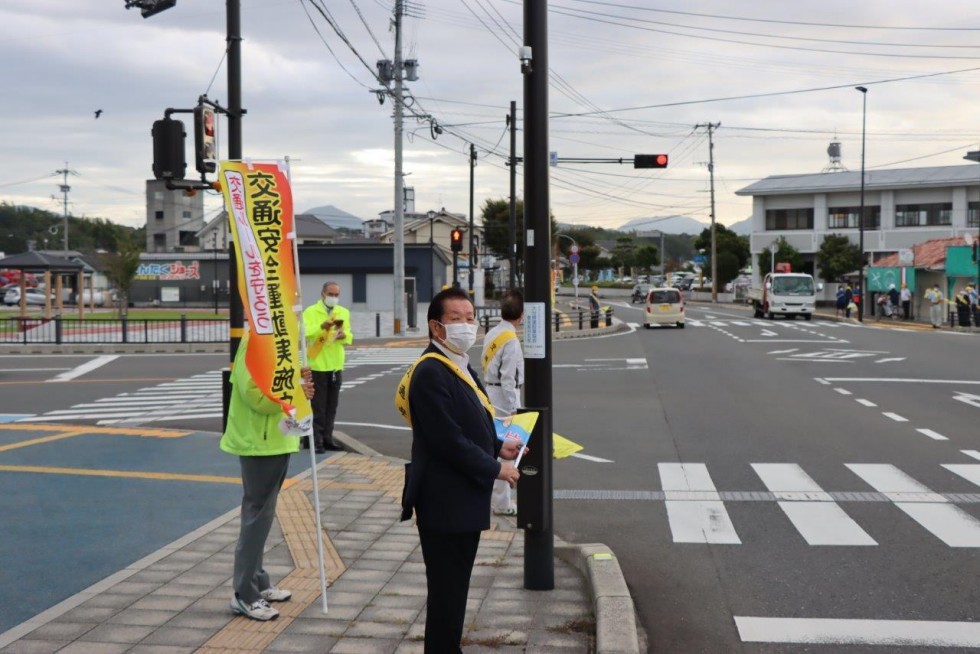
xmin=760 ymin=329 xmax=778 ymax=337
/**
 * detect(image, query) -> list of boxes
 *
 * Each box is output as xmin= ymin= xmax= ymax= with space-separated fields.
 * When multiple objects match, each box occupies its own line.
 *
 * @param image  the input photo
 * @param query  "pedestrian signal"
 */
xmin=451 ymin=228 xmax=463 ymax=253
xmin=634 ymin=154 xmax=669 ymax=169
xmin=194 ymin=104 xmax=217 ymax=175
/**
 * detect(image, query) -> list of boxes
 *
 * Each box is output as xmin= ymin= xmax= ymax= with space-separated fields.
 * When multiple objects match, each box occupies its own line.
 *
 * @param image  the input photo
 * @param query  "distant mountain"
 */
xmin=727 ymin=217 xmax=752 ymax=235
xmin=619 ymin=215 xmax=709 ymax=234
xmin=302 ymin=205 xmax=365 ymax=231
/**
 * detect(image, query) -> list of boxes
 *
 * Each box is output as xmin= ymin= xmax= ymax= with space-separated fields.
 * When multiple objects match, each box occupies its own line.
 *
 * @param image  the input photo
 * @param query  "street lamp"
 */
xmin=856 ymin=85 xmax=868 ymax=323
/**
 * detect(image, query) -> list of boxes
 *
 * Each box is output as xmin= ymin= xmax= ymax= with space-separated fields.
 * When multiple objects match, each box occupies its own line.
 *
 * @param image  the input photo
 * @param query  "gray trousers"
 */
xmin=233 ymin=454 xmax=290 ymax=604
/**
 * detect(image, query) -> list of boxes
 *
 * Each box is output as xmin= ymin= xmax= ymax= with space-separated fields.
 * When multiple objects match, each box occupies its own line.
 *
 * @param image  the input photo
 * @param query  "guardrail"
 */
xmin=0 ymin=316 xmax=229 ymax=344
xmin=479 ymin=307 xmax=614 ymax=333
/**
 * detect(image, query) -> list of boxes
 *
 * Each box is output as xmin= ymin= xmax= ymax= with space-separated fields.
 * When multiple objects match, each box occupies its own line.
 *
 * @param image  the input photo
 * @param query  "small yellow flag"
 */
xmin=553 ymin=433 xmax=584 ymax=459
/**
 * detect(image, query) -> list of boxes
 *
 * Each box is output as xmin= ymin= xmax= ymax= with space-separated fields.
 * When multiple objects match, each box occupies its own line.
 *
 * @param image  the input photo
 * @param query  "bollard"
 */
xmin=180 ymin=314 xmax=188 ymax=343
xmin=122 ymin=316 xmax=129 ymax=344
xmin=590 ymin=310 xmax=599 ymax=329
xmin=55 ymin=316 xmax=63 ymax=345
xmin=578 ymin=310 xmax=583 ymax=330
xmin=605 ymin=307 xmax=613 ymax=327
xmin=376 ymin=312 xmax=381 ymax=338
xmin=554 ymin=311 xmax=560 ymax=333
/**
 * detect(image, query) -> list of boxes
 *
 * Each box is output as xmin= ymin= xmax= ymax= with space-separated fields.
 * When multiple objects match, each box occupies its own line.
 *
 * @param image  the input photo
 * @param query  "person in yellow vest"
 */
xmin=221 ymin=332 xmax=315 ymax=621
xmin=397 ymin=287 xmax=522 ymax=653
xmin=481 ymin=290 xmax=524 ymax=517
xmin=302 ymin=281 xmax=353 ymax=452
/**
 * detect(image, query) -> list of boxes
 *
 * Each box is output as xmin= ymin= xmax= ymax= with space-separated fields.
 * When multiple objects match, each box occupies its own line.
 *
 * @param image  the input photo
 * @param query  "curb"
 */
xmin=556 ymin=543 xmax=643 ymax=654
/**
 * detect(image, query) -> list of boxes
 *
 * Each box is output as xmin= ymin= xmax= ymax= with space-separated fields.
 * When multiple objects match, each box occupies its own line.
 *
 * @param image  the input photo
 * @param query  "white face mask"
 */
xmin=439 ymin=321 xmax=478 ymax=354
xmin=323 ymin=296 xmax=338 ymax=308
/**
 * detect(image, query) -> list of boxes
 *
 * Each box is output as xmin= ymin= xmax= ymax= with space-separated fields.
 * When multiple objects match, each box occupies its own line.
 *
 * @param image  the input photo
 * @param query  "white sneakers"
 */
xmin=230 ymin=587 xmax=292 ymax=621
xmin=260 ymin=586 xmax=292 ymax=602
xmin=230 ymin=595 xmax=278 ymax=621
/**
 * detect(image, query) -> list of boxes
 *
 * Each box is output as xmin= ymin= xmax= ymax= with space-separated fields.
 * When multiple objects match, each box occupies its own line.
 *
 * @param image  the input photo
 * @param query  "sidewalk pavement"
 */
xmin=0 ymin=438 xmax=641 ymax=654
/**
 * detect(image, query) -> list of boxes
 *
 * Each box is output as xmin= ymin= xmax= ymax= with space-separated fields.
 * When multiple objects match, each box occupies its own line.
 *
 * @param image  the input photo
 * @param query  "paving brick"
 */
xmin=264 ymin=633 xmax=337 ymax=652
xmin=54 ymin=643 xmax=131 ymax=654
xmin=76 ymin=623 xmax=157 ymax=644
xmin=328 ymin=638 xmax=400 ymax=654
xmin=125 ymin=646 xmax=198 ymax=654
xmin=22 ymin=622 xmax=96 ymax=641
xmin=0 ymin=641 xmax=69 ymax=654
xmin=106 ymin=609 xmax=176 ymax=627
xmin=140 ymin=626 xmax=216 ymax=647
xmin=128 ymin=595 xmax=197 ymax=612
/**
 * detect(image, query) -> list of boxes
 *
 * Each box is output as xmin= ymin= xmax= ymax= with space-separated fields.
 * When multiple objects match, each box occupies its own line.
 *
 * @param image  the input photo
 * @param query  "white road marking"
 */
xmin=752 ymin=464 xmax=876 ymax=546
xmin=822 ymin=377 xmax=980 ymax=385
xmin=847 ymin=463 xmax=980 ymax=547
xmin=746 ymin=339 xmax=848 ymax=344
xmin=875 ymin=357 xmax=906 ymax=363
xmin=855 ymin=399 xmax=877 ymax=407
xmin=659 ymin=463 xmax=740 ymax=544
xmin=729 ymin=320 xmax=751 ymax=326
xmin=814 ymin=378 xmax=831 ymax=385
xmin=47 ymin=355 xmax=118 ymax=382
xmin=961 ymin=450 xmax=980 ymax=461
xmin=776 ymin=358 xmax=849 ymax=363
xmin=916 ymin=428 xmax=949 ymax=441
xmin=767 ymin=348 xmax=798 ymax=355
xmin=735 ymin=616 xmax=980 ymax=647
xmin=570 ymin=452 xmax=614 ymax=463
xmin=834 ymin=388 xmax=852 ymax=396
xmin=0 ymin=368 xmax=71 ymax=373
xmin=943 ymin=464 xmax=980 ymax=488
xmin=953 ymin=392 xmax=980 ymax=409
xmin=882 ymin=412 xmax=908 ymax=422
xmin=759 ymin=329 xmax=778 ymax=337
xmin=336 ymin=421 xmax=411 ymax=431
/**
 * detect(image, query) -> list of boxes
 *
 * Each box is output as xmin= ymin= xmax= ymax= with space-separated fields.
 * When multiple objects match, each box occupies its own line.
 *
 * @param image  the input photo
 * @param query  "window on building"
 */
xmin=182 ymin=211 xmax=191 ymax=220
xmin=153 ymin=233 xmax=166 ymax=252
xmin=969 ymin=202 xmax=979 ymax=228
xmin=765 ymin=208 xmax=814 ymax=230
xmin=895 ymin=203 xmax=952 ymax=227
xmin=828 ymin=206 xmax=881 ymax=229
xmin=155 ymin=210 xmax=164 ymax=220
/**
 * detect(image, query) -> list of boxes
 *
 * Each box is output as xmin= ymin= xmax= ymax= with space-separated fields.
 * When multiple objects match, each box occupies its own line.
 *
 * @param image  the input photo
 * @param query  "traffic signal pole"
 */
xmin=520 ymin=0 xmax=554 ymax=591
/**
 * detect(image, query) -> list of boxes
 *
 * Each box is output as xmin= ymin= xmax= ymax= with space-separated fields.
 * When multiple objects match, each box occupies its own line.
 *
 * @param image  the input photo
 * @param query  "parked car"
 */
xmin=3 ymin=287 xmax=47 ymax=306
xmin=643 ymin=287 xmax=685 ymax=328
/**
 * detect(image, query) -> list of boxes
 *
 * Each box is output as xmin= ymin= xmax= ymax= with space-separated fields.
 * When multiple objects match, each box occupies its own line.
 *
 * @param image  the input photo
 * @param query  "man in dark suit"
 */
xmin=400 ymin=287 xmax=522 ymax=653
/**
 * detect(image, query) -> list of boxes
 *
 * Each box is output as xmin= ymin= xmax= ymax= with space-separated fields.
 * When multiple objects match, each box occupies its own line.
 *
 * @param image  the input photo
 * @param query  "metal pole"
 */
xmin=224 ymin=0 xmax=244 ymax=428
xmin=393 ymin=0 xmax=405 ymax=335
xmin=521 ymin=0 xmax=554 ymax=591
xmin=57 ymin=165 xmax=70 ymax=254
xmin=707 ymin=123 xmax=719 ymax=302
xmin=469 ymin=143 xmax=476 ymax=293
xmin=509 ymin=100 xmax=517 ymax=289
xmin=857 ymin=86 xmax=867 ymax=323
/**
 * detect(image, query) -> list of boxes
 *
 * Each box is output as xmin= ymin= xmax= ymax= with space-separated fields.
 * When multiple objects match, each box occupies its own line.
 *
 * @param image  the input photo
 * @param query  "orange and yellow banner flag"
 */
xmin=219 ymin=161 xmax=312 ymax=427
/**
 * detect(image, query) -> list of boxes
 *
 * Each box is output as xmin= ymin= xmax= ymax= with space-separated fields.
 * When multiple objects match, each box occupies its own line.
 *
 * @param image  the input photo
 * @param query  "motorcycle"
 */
xmin=630 ymin=286 xmax=646 ymax=304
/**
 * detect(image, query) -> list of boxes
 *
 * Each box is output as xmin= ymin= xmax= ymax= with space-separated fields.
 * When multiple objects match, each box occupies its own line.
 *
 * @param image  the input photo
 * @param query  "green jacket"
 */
xmin=219 ymin=333 xmax=300 ymax=457
xmin=302 ymin=301 xmax=353 ymax=371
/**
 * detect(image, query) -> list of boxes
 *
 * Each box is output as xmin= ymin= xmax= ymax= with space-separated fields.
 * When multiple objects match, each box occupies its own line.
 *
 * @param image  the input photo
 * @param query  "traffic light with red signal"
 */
xmin=634 ymin=154 xmax=669 ymax=169
xmin=451 ymin=228 xmax=463 ymax=253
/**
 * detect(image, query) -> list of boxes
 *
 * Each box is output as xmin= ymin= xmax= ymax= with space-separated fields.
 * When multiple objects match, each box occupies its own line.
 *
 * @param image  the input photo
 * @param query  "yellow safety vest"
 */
xmin=395 ymin=352 xmax=494 ymax=427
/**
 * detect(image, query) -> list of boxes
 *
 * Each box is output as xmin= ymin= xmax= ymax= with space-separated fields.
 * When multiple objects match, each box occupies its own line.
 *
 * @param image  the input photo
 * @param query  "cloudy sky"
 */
xmin=4 ymin=0 xmax=980 ymax=236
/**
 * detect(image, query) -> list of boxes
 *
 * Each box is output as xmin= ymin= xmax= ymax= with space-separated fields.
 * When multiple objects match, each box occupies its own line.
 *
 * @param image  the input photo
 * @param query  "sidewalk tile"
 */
xmin=75 ymin=623 xmax=156 ymax=644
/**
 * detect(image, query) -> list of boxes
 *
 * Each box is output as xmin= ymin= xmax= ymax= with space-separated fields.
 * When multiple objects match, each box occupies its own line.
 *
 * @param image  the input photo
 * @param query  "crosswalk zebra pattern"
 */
xmin=559 ymin=462 xmax=980 ymax=548
xmin=18 ymin=347 xmax=425 ymax=425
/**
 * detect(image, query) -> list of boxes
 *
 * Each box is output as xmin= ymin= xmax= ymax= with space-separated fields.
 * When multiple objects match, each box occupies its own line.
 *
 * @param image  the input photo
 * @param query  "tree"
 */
xmin=103 ymin=240 xmax=141 ymax=317
xmin=758 ymin=237 xmax=804 ymax=277
xmin=817 ymin=234 xmax=862 ymax=283
xmin=693 ymin=224 xmax=750 ymax=270
xmin=715 ymin=251 xmax=741 ymax=289
xmin=634 ymin=245 xmax=660 ymax=272
xmin=611 ymin=235 xmax=636 ymax=271
xmin=481 ymin=198 xmax=556 ymax=285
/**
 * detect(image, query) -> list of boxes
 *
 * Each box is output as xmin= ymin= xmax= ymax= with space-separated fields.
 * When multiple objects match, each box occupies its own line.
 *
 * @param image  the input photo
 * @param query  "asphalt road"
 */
xmin=3 ymin=309 xmax=980 ymax=651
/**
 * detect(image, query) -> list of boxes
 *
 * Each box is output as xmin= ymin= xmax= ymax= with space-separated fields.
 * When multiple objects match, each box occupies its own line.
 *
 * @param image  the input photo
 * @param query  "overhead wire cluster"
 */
xmin=297 ymin=0 xmax=980 ymax=227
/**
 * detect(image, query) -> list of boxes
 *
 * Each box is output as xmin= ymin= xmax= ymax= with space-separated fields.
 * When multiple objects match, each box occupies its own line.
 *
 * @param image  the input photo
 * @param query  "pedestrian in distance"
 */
xmin=844 ymin=283 xmax=854 ymax=319
xmin=481 ymin=289 xmax=525 ymax=517
xmin=222 ymin=332 xmax=316 ymax=621
xmin=967 ymin=284 xmax=978 ymax=326
xmin=302 ymin=282 xmax=352 ymax=453
xmin=900 ymin=283 xmax=912 ymax=320
xmin=397 ymin=287 xmax=523 ymax=653
xmin=589 ymin=285 xmax=601 ymax=328
xmin=955 ymin=287 xmax=972 ymax=327
xmin=925 ymin=283 xmax=945 ymax=328
xmin=835 ymin=285 xmax=846 ymax=317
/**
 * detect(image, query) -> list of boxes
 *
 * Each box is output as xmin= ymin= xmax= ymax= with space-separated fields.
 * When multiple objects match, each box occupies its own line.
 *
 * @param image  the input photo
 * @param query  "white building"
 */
xmin=736 ymin=164 xmax=980 ymax=296
xmin=144 ymin=179 xmax=205 ymax=253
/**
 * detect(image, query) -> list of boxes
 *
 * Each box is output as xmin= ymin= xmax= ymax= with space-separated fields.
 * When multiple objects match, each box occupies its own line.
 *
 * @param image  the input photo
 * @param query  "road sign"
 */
xmin=693 ymin=254 xmax=707 ymax=265
xmin=570 ymin=244 xmax=579 ymax=254
xmin=569 ymin=253 xmax=580 ymax=264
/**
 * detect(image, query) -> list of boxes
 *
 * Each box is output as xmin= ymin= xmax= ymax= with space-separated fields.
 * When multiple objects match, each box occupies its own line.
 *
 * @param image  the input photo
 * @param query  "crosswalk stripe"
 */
xmin=847 ymin=464 xmax=980 ymax=547
xmin=752 ymin=464 xmax=876 ymax=546
xmin=942 ymin=464 xmax=980 ymax=488
xmin=659 ymin=463 xmax=740 ymax=544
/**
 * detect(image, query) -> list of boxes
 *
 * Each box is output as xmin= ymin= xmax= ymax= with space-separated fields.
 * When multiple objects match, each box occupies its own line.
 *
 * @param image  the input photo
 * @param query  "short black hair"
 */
xmin=427 ymin=287 xmax=471 ymax=338
xmin=500 ymin=290 xmax=524 ymax=321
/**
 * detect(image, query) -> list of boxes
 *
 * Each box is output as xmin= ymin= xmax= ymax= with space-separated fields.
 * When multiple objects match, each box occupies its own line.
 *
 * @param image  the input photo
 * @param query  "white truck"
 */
xmin=748 ymin=265 xmax=821 ymax=320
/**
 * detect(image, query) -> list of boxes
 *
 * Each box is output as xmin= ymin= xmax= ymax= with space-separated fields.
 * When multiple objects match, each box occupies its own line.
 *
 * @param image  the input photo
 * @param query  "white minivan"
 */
xmin=644 ymin=287 xmax=685 ymax=328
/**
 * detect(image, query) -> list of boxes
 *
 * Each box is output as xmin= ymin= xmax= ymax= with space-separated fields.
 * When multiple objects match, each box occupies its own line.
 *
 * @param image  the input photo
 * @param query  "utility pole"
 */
xmin=226 ymin=0 xmax=244 ymax=424
xmin=468 ymin=143 xmax=477 ymax=293
xmin=508 ymin=100 xmax=517 ymax=289
xmin=392 ymin=0 xmax=406 ymax=335
xmin=696 ymin=122 xmax=720 ymax=302
xmin=521 ymin=0 xmax=554 ymax=591
xmin=55 ymin=163 xmax=74 ymax=254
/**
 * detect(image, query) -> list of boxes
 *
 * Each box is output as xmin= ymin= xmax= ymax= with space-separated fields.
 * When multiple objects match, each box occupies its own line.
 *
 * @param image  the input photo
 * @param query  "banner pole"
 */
xmin=283 ymin=157 xmax=329 ymax=614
